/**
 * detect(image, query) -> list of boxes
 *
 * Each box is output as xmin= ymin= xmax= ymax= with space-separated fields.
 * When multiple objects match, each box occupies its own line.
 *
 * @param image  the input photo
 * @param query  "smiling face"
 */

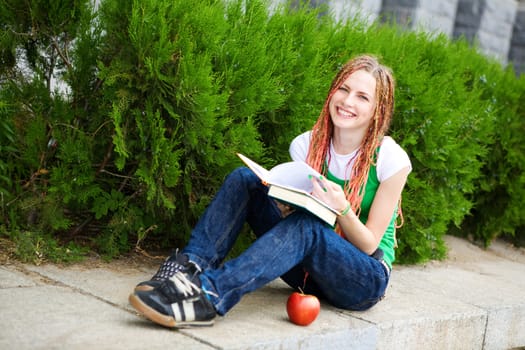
xmin=328 ymin=69 xmax=377 ymax=135
xmin=307 ymin=55 xmax=395 ymax=173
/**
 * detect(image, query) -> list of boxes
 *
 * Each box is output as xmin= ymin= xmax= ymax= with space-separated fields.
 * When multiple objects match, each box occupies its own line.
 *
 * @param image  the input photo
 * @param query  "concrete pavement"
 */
xmin=1 ymin=235 xmax=524 ymax=350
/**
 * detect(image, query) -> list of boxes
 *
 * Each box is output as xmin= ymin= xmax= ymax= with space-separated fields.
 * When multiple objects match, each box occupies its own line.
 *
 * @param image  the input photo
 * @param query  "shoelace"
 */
xmin=168 ymin=271 xmax=201 ymax=297
xmin=167 ymin=271 xmax=219 ymax=299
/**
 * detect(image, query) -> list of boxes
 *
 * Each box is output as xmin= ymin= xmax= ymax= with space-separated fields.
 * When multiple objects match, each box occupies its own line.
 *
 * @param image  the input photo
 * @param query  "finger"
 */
xmin=308 ymin=174 xmax=327 ymax=195
xmin=320 ymin=176 xmax=344 ymax=194
xmin=324 ymin=179 xmax=342 ymax=193
xmin=317 ymin=175 xmax=329 ymax=192
xmin=312 ymin=175 xmax=327 ymax=193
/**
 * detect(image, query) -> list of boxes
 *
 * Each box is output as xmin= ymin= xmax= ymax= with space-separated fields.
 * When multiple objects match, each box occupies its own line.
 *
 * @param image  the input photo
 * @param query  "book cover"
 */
xmin=237 ymin=153 xmax=338 ymax=226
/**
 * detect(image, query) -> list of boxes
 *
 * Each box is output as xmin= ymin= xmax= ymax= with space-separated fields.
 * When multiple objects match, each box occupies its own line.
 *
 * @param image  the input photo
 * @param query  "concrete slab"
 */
xmin=24 ymin=263 xmax=150 ymax=311
xmin=0 ymin=265 xmax=38 ymax=288
xmin=1 ymin=235 xmax=524 ymax=349
xmin=0 ymin=285 xmax=212 ymax=350
xmin=181 ymin=279 xmax=378 ymax=350
xmin=25 ymin=265 xmax=379 ymax=349
xmin=487 ymin=239 xmax=525 ymax=264
xmin=356 ymin=269 xmax=487 ymax=350
xmin=389 ymin=241 xmax=525 ymax=350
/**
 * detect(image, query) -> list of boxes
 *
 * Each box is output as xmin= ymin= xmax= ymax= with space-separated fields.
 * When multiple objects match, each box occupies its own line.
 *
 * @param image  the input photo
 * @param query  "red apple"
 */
xmin=286 ymin=291 xmax=320 ymax=326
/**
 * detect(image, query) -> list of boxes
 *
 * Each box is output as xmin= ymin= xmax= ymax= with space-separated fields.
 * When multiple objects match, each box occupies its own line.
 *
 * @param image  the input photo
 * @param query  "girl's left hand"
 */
xmin=310 ymin=175 xmax=348 ymax=213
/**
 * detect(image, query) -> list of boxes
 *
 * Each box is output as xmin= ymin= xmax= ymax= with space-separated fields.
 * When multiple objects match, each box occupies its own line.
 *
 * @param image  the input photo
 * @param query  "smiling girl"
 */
xmin=129 ymin=54 xmax=412 ymax=328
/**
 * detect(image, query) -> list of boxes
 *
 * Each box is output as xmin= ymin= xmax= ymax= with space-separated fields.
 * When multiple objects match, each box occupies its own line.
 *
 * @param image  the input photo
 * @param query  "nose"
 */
xmin=342 ymin=92 xmax=355 ymax=107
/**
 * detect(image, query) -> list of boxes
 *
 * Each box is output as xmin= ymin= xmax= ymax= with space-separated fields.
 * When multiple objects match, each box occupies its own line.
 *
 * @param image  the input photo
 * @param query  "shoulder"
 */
xmin=376 ymin=136 xmax=412 ymax=182
xmin=379 ymin=136 xmax=405 ymax=154
xmin=291 ymin=131 xmax=311 ymax=148
xmin=289 ymin=131 xmax=312 ymax=162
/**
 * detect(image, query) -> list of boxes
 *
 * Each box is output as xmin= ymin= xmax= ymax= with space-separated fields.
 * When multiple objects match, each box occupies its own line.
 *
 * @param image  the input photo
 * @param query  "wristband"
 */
xmin=339 ymin=202 xmax=351 ymax=216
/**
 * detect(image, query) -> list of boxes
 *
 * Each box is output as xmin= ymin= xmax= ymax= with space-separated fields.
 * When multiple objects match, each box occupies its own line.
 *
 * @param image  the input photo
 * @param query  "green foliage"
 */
xmin=460 ymin=69 xmax=525 ymax=246
xmin=1 ymin=227 xmax=88 ymax=264
xmin=1 ymin=0 xmax=524 ymax=264
xmin=0 ymin=0 xmax=90 ymax=86
xmin=0 ymin=101 xmax=16 ymax=200
xmin=369 ymin=31 xmax=497 ymax=262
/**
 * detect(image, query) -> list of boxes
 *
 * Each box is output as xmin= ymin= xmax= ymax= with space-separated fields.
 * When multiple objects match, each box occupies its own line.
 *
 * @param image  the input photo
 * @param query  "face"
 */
xmin=328 ymin=69 xmax=377 ymax=134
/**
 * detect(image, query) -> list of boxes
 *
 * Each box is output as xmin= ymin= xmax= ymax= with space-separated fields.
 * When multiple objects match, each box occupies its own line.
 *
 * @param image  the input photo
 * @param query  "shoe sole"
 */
xmin=134 ymin=285 xmax=154 ymax=292
xmin=128 ymin=293 xmax=214 ymax=328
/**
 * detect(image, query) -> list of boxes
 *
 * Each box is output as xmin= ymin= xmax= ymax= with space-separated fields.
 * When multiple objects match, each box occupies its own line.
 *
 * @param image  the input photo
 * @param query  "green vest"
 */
xmin=326 ymin=165 xmax=397 ymax=269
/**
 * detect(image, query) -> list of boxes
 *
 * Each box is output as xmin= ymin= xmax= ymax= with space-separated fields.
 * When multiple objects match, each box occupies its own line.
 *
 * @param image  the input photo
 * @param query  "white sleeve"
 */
xmin=289 ymin=131 xmax=312 ymax=162
xmin=376 ymin=136 xmax=412 ymax=182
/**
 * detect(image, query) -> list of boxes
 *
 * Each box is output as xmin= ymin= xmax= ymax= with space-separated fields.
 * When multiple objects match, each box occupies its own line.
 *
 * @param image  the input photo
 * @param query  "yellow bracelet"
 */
xmin=339 ymin=202 xmax=351 ymax=216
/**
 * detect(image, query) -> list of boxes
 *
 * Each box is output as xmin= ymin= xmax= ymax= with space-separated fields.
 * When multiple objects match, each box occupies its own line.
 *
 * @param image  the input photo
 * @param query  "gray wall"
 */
xmin=274 ymin=0 xmax=525 ymax=75
xmin=509 ymin=2 xmax=525 ymax=73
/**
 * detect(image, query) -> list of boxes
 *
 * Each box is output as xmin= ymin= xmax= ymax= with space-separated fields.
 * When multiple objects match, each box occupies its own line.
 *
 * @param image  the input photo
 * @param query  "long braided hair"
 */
xmin=306 ymin=55 xmax=396 ymax=219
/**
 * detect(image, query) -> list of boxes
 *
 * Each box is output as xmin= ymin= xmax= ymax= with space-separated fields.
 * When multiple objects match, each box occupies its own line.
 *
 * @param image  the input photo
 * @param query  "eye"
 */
xmin=338 ymin=86 xmax=349 ymax=93
xmin=359 ymin=94 xmax=369 ymax=101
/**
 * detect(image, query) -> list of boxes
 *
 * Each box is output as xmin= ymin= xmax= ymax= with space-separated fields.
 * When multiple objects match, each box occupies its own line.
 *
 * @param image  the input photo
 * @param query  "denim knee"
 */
xmin=226 ymin=167 xmax=259 ymax=187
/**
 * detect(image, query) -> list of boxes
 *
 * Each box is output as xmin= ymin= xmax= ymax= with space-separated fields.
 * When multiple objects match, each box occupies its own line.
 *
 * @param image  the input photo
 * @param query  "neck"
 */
xmin=332 ymin=128 xmax=365 ymax=155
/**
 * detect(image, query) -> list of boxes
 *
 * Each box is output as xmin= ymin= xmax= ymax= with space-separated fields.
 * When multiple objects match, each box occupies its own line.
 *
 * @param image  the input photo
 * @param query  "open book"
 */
xmin=237 ymin=153 xmax=338 ymax=226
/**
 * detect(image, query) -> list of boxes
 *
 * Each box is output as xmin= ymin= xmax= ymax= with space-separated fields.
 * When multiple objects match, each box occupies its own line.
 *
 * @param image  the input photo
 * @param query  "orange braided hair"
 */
xmin=306 ymin=54 xmax=396 ymax=219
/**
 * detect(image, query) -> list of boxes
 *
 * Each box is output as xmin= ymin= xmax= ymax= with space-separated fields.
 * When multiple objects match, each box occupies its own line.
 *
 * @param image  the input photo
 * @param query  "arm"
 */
xmin=312 ymin=166 xmax=410 ymax=254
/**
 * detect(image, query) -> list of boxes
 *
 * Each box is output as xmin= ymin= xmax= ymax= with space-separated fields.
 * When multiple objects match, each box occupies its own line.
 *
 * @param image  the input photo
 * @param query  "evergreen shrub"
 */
xmin=460 ymin=67 xmax=525 ymax=246
xmin=0 ymin=0 xmax=524 ymax=263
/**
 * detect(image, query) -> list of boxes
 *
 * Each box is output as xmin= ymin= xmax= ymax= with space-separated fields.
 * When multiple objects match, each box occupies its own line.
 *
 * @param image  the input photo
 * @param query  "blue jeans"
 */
xmin=183 ymin=167 xmax=389 ymax=316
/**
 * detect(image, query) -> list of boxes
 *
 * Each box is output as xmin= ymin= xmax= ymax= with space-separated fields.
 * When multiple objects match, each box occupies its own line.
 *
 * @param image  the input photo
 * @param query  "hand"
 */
xmin=275 ymin=200 xmax=295 ymax=218
xmin=310 ymin=175 xmax=348 ymax=213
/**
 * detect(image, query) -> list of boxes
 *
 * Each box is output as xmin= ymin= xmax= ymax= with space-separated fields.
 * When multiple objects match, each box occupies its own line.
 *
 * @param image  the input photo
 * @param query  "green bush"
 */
xmin=0 ymin=226 xmax=88 ymax=264
xmin=0 ymin=102 xmax=15 ymax=202
xmin=1 ymin=0 xmax=524 ymax=263
xmin=459 ymin=68 xmax=525 ymax=246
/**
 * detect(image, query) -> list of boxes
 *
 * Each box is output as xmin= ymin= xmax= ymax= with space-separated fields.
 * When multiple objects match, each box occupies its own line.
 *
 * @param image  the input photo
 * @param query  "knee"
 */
xmin=226 ymin=167 xmax=260 ymax=187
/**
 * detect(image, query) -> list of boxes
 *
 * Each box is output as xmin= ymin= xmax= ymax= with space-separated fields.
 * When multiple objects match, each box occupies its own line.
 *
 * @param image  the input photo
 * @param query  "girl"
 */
xmin=129 ymin=54 xmax=412 ymax=328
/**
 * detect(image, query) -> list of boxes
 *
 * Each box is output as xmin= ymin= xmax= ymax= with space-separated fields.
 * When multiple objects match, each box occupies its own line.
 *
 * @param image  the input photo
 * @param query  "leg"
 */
xmin=199 ymin=212 xmax=389 ymax=315
xmin=130 ymin=210 xmax=389 ymax=327
xmin=279 ymin=265 xmax=325 ymax=297
xmin=183 ymin=167 xmax=282 ymax=270
xmin=297 ymin=234 xmax=390 ymax=311
xmin=135 ymin=167 xmax=281 ymax=292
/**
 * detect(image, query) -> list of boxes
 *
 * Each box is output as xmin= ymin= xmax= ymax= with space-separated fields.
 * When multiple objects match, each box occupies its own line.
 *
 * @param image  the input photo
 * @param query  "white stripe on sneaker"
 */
xmin=171 ymin=299 xmax=198 ymax=322
xmin=182 ymin=299 xmax=195 ymax=321
xmin=172 ymin=302 xmax=183 ymax=321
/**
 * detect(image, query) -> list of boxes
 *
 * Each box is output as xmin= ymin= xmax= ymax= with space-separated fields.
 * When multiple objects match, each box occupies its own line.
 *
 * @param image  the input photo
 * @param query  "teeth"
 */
xmin=338 ymin=107 xmax=355 ymax=118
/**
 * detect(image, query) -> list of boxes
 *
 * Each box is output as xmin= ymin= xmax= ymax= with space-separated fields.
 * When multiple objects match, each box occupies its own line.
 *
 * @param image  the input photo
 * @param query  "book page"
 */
xmin=267 ymin=161 xmax=321 ymax=193
xmin=237 ymin=153 xmax=322 ymax=193
xmin=237 ymin=153 xmax=270 ymax=182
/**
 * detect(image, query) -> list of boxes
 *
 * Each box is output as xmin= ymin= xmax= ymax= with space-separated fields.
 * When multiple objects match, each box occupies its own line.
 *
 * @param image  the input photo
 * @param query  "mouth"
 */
xmin=337 ymin=107 xmax=356 ymax=119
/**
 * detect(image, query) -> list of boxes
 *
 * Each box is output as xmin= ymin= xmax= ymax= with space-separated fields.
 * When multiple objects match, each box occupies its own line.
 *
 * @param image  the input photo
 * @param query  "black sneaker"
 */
xmin=129 ymin=269 xmax=217 ymax=328
xmin=135 ymin=250 xmax=195 ymax=292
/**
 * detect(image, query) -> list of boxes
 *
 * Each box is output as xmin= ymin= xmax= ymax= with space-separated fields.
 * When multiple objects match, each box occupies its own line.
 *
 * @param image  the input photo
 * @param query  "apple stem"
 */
xmin=298 ymin=286 xmax=304 ymax=294
xmin=302 ymin=271 xmax=309 ymax=291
